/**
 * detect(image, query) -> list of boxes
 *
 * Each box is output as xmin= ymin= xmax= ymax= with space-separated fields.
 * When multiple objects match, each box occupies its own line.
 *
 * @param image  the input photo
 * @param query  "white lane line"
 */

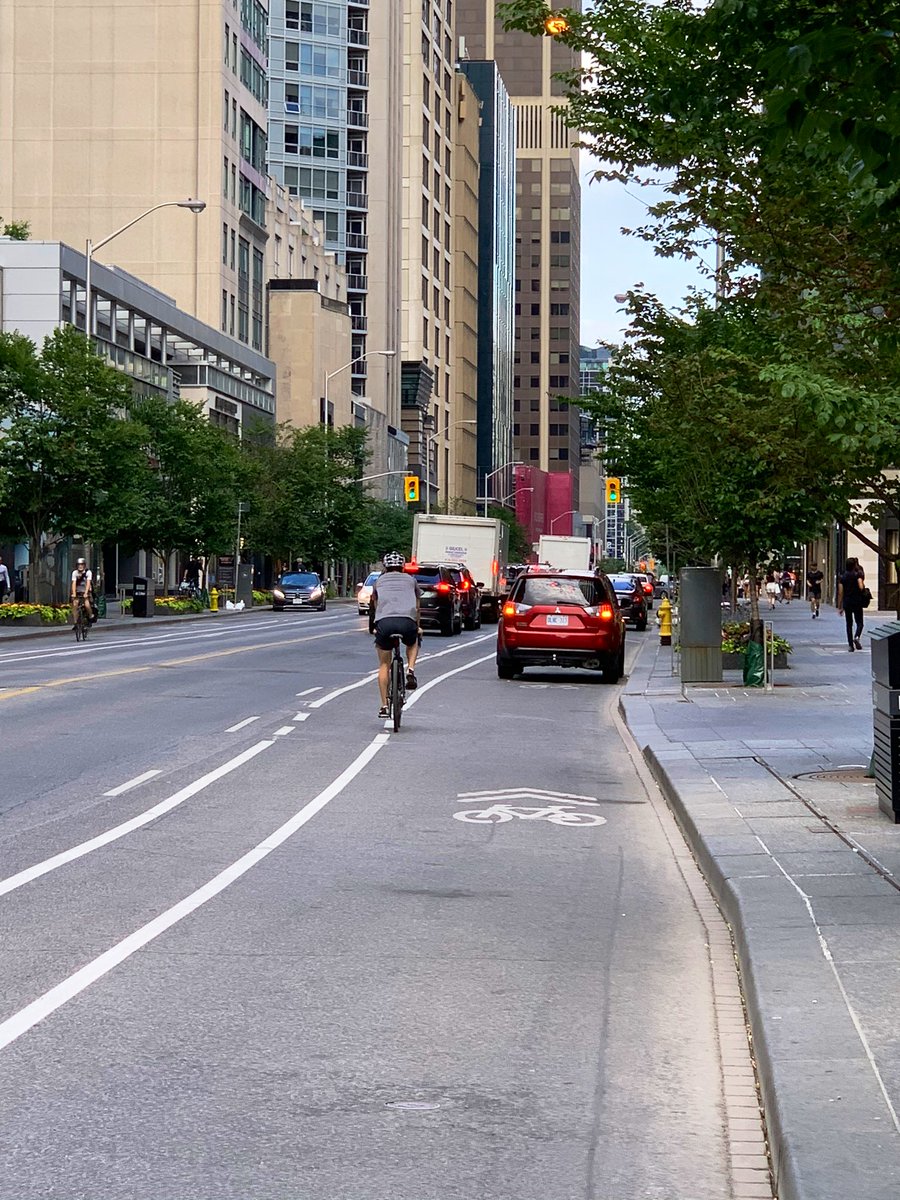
xmin=403 ymin=651 xmax=494 ymax=711
xmin=0 ymin=741 xmax=274 ymax=900
xmin=0 ymin=733 xmax=389 ymax=1054
xmin=273 ymin=726 xmax=294 ymax=736
xmin=225 ymin=715 xmax=261 ymax=733
xmin=296 ymin=686 xmax=322 ymax=697
xmin=307 ymin=633 xmax=494 ymax=709
xmin=103 ymin=770 xmax=162 ymax=798
xmin=292 ymin=712 xmax=310 ymax=722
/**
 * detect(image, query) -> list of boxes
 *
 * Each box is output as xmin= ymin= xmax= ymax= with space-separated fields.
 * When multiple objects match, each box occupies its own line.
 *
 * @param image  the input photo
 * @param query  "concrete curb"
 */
xmin=620 ymin=662 xmax=900 ymax=1200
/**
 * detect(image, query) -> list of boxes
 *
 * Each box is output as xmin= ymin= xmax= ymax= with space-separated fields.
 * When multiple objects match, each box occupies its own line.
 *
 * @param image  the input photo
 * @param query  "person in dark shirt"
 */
xmin=806 ymin=562 xmax=824 ymax=619
xmin=837 ymin=557 xmax=866 ymax=651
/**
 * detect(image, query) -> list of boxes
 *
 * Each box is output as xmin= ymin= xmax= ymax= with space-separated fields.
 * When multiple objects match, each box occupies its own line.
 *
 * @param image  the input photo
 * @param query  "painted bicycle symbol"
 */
xmin=453 ymin=788 xmax=607 ymax=828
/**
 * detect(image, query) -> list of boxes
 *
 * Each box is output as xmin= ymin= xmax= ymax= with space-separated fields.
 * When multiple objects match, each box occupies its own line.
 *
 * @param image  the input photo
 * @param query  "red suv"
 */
xmin=497 ymin=570 xmax=625 ymax=682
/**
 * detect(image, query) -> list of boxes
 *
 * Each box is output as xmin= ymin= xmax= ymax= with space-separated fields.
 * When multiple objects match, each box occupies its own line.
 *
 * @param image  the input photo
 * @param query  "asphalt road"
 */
xmin=0 ymin=610 xmax=734 ymax=1199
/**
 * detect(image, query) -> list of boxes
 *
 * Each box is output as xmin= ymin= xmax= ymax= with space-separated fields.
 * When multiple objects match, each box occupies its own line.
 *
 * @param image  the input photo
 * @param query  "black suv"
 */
xmin=405 ymin=563 xmax=462 ymax=636
xmin=442 ymin=563 xmax=482 ymax=630
xmin=610 ymin=576 xmax=648 ymax=630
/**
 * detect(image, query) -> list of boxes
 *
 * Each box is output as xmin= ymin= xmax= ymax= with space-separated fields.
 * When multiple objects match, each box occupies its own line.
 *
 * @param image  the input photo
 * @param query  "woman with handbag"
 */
xmin=837 ymin=557 xmax=870 ymax=651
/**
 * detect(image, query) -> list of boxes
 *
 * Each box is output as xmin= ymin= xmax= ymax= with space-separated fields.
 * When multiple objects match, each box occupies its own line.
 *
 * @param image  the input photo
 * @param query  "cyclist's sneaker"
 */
xmin=378 ymin=705 xmax=389 ymax=719
xmin=406 ymin=670 xmax=418 ymax=690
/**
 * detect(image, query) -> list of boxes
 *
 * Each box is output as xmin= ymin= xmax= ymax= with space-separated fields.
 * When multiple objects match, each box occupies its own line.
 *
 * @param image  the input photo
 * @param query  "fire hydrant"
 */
xmin=210 ymin=587 xmax=219 ymax=613
xmin=658 ymin=596 xmax=672 ymax=645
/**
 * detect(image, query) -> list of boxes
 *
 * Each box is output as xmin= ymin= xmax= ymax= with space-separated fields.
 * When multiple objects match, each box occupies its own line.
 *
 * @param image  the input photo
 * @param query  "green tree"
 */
xmin=120 ymin=394 xmax=246 ymax=589
xmin=0 ymin=326 xmax=146 ymax=602
xmin=242 ymin=424 xmax=370 ymax=568
xmin=487 ymin=504 xmax=531 ymax=563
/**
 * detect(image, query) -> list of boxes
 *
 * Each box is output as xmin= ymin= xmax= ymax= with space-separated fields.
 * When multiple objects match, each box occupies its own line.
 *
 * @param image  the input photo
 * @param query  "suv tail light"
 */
xmin=502 ymin=602 xmax=531 ymax=617
xmin=502 ymin=601 xmax=516 ymax=618
xmin=460 ymin=579 xmax=470 ymax=590
xmin=598 ymin=603 xmax=615 ymax=621
xmin=436 ymin=582 xmax=451 ymax=593
xmin=643 ymin=582 xmax=653 ymax=594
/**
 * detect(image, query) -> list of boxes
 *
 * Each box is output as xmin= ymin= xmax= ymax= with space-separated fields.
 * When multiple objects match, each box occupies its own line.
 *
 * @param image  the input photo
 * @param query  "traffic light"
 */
xmin=404 ymin=475 xmax=420 ymax=503
xmin=544 ymin=14 xmax=571 ymax=36
xmin=605 ymin=476 xmax=621 ymax=505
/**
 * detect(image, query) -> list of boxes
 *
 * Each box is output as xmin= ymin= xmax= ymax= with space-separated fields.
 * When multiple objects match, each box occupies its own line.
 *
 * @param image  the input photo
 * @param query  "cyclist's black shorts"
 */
xmin=374 ymin=616 xmax=418 ymax=650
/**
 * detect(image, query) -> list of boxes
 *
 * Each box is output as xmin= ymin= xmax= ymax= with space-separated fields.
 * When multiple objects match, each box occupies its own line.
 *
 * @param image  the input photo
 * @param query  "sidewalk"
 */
xmin=0 ymin=597 xmax=358 ymax=643
xmin=622 ymin=603 xmax=900 ymax=1200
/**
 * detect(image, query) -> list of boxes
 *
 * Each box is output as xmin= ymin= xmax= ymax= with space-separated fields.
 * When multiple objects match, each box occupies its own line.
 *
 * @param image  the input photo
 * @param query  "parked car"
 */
xmin=630 ymin=572 xmax=656 ymax=610
xmin=403 ymin=563 xmax=462 ymax=636
xmin=442 ymin=562 xmax=482 ymax=630
xmin=356 ymin=571 xmax=381 ymax=615
xmin=272 ymin=571 xmax=327 ymax=612
xmin=653 ymin=575 xmax=671 ymax=601
xmin=497 ymin=570 xmax=625 ymax=682
xmin=610 ymin=576 xmax=648 ymax=630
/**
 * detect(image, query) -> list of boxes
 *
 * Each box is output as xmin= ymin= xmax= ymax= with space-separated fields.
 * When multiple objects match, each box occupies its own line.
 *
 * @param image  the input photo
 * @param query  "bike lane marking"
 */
xmin=0 ymin=734 xmax=390 ymax=1054
xmin=451 ymin=787 xmax=608 ymax=827
xmin=103 ymin=770 xmax=162 ymax=798
xmin=225 ymin=716 xmax=261 ymax=733
xmin=0 ymin=741 xmax=275 ymax=900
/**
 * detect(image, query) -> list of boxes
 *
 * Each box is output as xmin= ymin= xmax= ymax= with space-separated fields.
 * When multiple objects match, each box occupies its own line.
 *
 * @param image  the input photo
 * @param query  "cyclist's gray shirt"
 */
xmin=373 ymin=571 xmax=420 ymax=621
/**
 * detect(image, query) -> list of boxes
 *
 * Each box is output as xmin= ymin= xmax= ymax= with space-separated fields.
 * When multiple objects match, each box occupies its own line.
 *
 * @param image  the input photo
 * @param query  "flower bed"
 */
xmin=0 ymin=603 xmax=68 ymax=625
xmin=722 ymin=621 xmax=792 ymax=669
xmin=121 ymin=596 xmax=205 ymax=615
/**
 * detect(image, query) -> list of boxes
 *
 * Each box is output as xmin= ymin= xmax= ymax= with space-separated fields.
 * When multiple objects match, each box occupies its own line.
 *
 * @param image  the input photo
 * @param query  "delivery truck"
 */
xmin=537 ymin=534 xmax=592 ymax=573
xmin=412 ymin=514 xmax=509 ymax=622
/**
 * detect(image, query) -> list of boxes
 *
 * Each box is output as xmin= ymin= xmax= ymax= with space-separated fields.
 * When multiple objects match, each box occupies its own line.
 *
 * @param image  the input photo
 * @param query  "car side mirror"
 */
xmin=476 ymin=581 xmax=485 ymax=588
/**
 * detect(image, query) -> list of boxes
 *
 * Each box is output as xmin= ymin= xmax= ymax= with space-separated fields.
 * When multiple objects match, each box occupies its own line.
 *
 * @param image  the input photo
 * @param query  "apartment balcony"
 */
xmin=346 ymin=191 xmax=369 ymax=211
xmin=346 ymin=231 xmax=369 ymax=250
xmin=346 ymin=274 xmax=368 ymax=291
xmin=348 ymin=28 xmax=369 ymax=47
xmin=348 ymin=69 xmax=370 ymax=89
xmin=348 ymin=0 xmax=369 ymax=9
xmin=347 ymin=108 xmax=369 ymax=129
xmin=351 ymin=314 xmax=368 ymax=333
xmin=347 ymin=150 xmax=369 ymax=170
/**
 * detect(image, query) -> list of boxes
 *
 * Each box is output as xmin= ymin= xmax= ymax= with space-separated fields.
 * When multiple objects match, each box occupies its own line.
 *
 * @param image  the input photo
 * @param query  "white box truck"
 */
xmin=537 ymin=534 xmax=592 ymax=572
xmin=412 ymin=514 xmax=509 ymax=622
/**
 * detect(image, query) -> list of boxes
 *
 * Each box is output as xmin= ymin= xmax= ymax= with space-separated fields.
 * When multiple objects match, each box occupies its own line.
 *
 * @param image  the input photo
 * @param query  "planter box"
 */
xmin=723 ymin=651 xmax=789 ymax=670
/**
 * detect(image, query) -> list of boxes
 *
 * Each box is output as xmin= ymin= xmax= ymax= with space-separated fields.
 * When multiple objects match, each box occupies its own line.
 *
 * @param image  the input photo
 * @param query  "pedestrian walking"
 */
xmin=765 ymin=571 xmax=779 ymax=609
xmin=806 ymin=561 xmax=824 ymax=618
xmin=780 ymin=567 xmax=793 ymax=603
xmin=0 ymin=556 xmax=9 ymax=604
xmin=837 ymin=557 xmax=867 ymax=651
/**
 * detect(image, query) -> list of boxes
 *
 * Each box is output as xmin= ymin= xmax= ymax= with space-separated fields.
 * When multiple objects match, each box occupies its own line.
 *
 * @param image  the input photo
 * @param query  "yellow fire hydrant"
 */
xmin=210 ymin=587 xmax=219 ymax=613
xmin=658 ymin=596 xmax=673 ymax=645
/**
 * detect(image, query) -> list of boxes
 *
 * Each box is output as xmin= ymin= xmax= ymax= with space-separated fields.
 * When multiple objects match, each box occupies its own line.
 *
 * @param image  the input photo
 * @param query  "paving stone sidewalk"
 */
xmin=622 ymin=602 xmax=900 ymax=1200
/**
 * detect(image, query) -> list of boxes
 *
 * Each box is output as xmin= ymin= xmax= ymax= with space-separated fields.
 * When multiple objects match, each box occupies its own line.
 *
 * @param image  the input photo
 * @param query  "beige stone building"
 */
xmin=0 ymin=0 xmax=272 ymax=352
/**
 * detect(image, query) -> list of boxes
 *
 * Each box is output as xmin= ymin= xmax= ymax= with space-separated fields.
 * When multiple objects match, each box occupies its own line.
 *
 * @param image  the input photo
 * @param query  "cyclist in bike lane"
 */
xmin=371 ymin=552 xmax=421 ymax=719
xmin=70 ymin=557 xmax=94 ymax=628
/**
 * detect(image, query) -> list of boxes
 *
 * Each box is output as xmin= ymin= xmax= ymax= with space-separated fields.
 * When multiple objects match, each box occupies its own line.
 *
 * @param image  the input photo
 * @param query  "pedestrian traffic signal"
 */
xmin=404 ymin=475 xmax=420 ymax=503
xmin=605 ymin=477 xmax=621 ymax=504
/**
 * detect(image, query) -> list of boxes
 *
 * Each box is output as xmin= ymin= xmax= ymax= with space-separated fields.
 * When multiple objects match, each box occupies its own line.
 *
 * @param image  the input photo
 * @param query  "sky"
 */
xmin=578 ymin=155 xmax=709 ymax=349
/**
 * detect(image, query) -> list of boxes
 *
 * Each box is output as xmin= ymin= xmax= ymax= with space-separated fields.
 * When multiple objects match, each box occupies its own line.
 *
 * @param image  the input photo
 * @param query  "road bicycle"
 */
xmin=386 ymin=633 xmax=406 ymax=732
xmin=73 ymin=597 xmax=90 ymax=643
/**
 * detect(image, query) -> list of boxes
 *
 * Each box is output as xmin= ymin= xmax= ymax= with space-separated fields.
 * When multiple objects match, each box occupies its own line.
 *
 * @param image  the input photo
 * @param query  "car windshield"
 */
xmin=280 ymin=573 xmax=319 ymax=587
xmin=520 ymin=577 xmax=601 ymax=607
xmin=364 ymin=572 xmax=380 ymax=586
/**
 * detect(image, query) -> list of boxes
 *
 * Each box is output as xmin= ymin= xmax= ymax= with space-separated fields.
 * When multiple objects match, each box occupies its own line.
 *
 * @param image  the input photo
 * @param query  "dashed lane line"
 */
xmin=103 ymin=770 xmax=162 ymax=798
xmin=0 ymin=733 xmax=390 ymax=1055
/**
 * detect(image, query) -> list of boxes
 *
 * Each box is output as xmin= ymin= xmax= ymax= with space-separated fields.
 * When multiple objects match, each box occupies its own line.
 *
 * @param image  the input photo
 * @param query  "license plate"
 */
xmin=292 ymin=598 xmax=306 ymax=605
xmin=547 ymin=614 xmax=569 ymax=626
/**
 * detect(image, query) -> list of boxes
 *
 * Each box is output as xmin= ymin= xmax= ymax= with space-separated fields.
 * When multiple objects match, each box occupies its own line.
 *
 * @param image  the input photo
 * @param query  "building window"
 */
xmin=221 ymin=289 xmax=228 ymax=331
xmin=298 ymin=167 xmax=340 ymax=200
xmin=550 ymin=230 xmax=570 ymax=243
xmin=550 ymin=207 xmax=570 ymax=221
xmin=300 ymin=43 xmax=342 ymax=79
xmin=222 ymin=223 xmax=229 ymax=263
xmin=530 ymin=304 xmax=540 ymax=316
xmin=300 ymin=1 xmax=341 ymax=36
xmin=550 ymin=303 xmax=570 ymax=316
xmin=285 ymin=41 xmax=300 ymax=72
xmin=299 ymin=84 xmax=341 ymax=120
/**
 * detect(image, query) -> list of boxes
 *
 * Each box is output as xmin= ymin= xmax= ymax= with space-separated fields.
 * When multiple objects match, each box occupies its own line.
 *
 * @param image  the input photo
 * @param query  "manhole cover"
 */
xmin=795 ymin=767 xmax=873 ymax=783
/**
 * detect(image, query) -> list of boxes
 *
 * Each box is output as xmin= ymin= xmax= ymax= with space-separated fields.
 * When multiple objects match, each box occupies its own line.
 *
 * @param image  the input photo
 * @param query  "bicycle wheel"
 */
xmin=390 ymin=653 xmax=404 ymax=732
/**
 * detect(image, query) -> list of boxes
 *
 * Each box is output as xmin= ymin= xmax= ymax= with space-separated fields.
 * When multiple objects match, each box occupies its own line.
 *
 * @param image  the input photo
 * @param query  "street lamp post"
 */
xmin=85 ymin=199 xmax=206 ymax=339
xmin=479 ymin=461 xmax=523 ymax=516
xmin=425 ymin=419 xmax=477 ymax=515
xmin=550 ymin=509 xmax=577 ymax=534
xmin=323 ymin=348 xmax=395 ymax=426
xmin=497 ymin=486 xmax=533 ymax=505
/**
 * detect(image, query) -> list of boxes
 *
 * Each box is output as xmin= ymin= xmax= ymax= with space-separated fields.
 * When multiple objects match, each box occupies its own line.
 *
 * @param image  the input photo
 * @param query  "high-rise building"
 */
xmin=457 ymin=59 xmax=516 ymax=509
xmin=267 ymin=0 xmax=405 ymax=494
xmin=0 ymin=0 xmax=271 ymax=351
xmin=401 ymin=0 xmax=468 ymax=512
xmin=457 ymin=2 xmax=582 ymax=527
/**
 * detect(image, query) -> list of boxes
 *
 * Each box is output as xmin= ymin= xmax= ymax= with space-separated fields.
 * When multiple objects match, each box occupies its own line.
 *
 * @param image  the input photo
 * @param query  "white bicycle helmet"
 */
xmin=382 ymin=551 xmax=406 ymax=569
